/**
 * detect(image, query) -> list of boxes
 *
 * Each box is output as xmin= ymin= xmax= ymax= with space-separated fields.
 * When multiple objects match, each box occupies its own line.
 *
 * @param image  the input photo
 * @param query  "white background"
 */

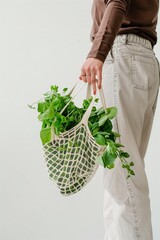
xmin=0 ymin=0 xmax=159 ymax=239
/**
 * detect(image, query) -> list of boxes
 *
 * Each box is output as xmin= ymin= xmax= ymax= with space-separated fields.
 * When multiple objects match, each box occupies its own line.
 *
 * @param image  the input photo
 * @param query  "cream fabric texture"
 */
xmin=102 ymin=34 xmax=160 ymax=240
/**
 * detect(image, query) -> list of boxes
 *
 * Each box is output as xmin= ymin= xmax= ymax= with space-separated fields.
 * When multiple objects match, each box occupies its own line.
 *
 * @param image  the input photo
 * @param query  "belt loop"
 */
xmin=125 ymin=34 xmax=128 ymax=45
xmin=110 ymin=46 xmax=114 ymax=59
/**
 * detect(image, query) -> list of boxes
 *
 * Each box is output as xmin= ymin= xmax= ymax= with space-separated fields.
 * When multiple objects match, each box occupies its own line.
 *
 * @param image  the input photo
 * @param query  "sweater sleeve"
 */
xmin=86 ymin=0 xmax=130 ymax=63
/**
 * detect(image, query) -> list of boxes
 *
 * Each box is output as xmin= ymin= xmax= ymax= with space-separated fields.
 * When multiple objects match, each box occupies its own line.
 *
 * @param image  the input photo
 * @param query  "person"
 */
xmin=79 ymin=0 xmax=160 ymax=239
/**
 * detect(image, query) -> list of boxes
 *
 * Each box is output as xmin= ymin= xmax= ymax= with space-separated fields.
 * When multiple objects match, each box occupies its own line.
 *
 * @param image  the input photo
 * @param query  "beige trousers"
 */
xmin=102 ymin=34 xmax=160 ymax=240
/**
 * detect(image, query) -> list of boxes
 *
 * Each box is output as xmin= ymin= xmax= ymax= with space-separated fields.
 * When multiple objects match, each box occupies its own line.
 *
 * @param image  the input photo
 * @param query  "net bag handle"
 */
xmin=60 ymin=79 xmax=107 ymax=116
xmin=80 ymin=81 xmax=107 ymax=125
xmin=51 ymin=80 xmax=107 ymax=141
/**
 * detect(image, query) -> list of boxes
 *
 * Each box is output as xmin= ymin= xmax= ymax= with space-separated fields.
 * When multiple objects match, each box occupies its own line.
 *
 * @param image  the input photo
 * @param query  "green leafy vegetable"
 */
xmin=40 ymin=127 xmax=51 ymax=145
xmin=28 ymin=84 xmax=135 ymax=178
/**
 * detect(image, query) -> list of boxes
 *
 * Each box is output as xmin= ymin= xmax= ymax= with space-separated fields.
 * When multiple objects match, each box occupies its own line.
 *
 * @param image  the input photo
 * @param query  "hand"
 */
xmin=79 ymin=58 xmax=103 ymax=95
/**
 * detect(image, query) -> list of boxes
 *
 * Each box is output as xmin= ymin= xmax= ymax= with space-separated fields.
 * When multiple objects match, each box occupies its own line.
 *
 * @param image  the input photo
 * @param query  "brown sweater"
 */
xmin=86 ymin=0 xmax=159 ymax=63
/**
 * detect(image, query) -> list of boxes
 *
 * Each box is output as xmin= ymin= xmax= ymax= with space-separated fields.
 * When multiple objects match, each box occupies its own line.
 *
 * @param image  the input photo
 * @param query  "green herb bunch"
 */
xmin=28 ymin=84 xmax=135 ymax=178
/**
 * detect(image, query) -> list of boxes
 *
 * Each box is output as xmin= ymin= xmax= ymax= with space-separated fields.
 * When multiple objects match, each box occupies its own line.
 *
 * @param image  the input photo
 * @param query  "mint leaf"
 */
xmin=94 ymin=134 xmax=106 ymax=145
xmin=106 ymin=107 xmax=118 ymax=119
xmin=98 ymin=115 xmax=108 ymax=126
xmin=112 ymin=131 xmax=121 ymax=137
xmin=120 ymin=152 xmax=130 ymax=158
xmin=40 ymin=127 xmax=51 ymax=145
xmin=38 ymin=102 xmax=46 ymax=113
xmin=102 ymin=150 xmax=117 ymax=167
xmin=63 ymin=87 xmax=68 ymax=92
xmin=51 ymin=85 xmax=58 ymax=92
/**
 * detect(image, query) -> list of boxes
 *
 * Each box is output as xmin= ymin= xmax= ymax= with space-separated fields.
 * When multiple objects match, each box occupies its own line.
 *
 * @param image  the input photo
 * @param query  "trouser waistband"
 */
xmin=113 ymin=34 xmax=153 ymax=50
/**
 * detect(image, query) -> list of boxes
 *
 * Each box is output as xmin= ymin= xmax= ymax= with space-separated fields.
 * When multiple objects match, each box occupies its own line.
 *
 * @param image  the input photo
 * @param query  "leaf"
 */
xmin=92 ymin=106 xmax=97 ymax=111
xmin=101 ymin=119 xmax=113 ymax=132
xmin=98 ymin=114 xmax=108 ymax=127
xmin=130 ymin=170 xmax=135 ymax=175
xmin=96 ymin=131 xmax=109 ymax=136
xmin=45 ymin=96 xmax=52 ymax=102
xmin=28 ymin=104 xmax=36 ymax=109
xmin=102 ymin=150 xmax=117 ymax=167
xmin=96 ymin=107 xmax=105 ymax=115
xmin=92 ymin=128 xmax=99 ymax=136
xmin=130 ymin=161 xmax=134 ymax=166
xmin=53 ymin=114 xmax=63 ymax=128
xmin=94 ymin=98 xmax=99 ymax=103
xmin=42 ymin=121 xmax=47 ymax=129
xmin=43 ymin=92 xmax=50 ymax=96
xmin=40 ymin=127 xmax=51 ymax=145
xmin=51 ymin=85 xmax=58 ymax=92
xmin=106 ymin=140 xmax=117 ymax=154
xmin=52 ymin=97 xmax=60 ymax=106
xmin=95 ymin=154 xmax=104 ymax=166
xmin=106 ymin=107 xmax=118 ymax=119
xmin=114 ymin=143 xmax=124 ymax=148
xmin=106 ymin=163 xmax=115 ymax=169
xmin=94 ymin=134 xmax=106 ymax=145
xmin=69 ymin=140 xmax=74 ymax=147
xmin=82 ymin=98 xmax=92 ymax=109
xmin=91 ymin=122 xmax=99 ymax=130
xmin=112 ymin=131 xmax=121 ymax=137
xmin=38 ymin=107 xmax=54 ymax=121
xmin=120 ymin=151 xmax=130 ymax=158
xmin=63 ymin=87 xmax=68 ymax=92
xmin=88 ymin=121 xmax=92 ymax=129
xmin=57 ymin=146 xmax=68 ymax=151
xmin=38 ymin=102 xmax=46 ymax=113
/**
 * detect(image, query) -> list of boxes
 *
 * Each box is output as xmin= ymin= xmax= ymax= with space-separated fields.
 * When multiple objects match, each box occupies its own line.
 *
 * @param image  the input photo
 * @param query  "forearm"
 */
xmin=86 ymin=0 xmax=130 ymax=63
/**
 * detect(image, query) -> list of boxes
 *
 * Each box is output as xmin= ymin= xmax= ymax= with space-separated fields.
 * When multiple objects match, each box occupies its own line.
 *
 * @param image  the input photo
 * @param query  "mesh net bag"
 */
xmin=42 ymin=80 xmax=107 ymax=196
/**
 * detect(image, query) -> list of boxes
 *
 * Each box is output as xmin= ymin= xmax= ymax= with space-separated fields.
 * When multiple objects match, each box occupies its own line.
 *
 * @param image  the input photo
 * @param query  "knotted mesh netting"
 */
xmin=42 ymin=122 xmax=106 ymax=196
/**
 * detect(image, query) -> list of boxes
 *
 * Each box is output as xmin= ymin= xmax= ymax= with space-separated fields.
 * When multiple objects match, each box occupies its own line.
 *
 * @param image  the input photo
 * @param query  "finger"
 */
xmin=80 ymin=68 xmax=87 ymax=82
xmin=80 ymin=72 xmax=87 ymax=82
xmin=82 ymin=68 xmax=91 ymax=84
xmin=82 ymin=76 xmax=87 ymax=82
xmin=96 ymin=69 xmax=102 ymax=89
xmin=86 ymin=74 xmax=91 ymax=84
xmin=87 ymin=68 xmax=95 ymax=84
xmin=91 ymin=72 xmax=97 ymax=95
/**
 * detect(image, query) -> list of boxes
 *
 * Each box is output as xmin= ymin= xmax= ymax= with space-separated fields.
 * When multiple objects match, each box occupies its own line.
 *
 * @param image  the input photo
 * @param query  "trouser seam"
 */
xmin=113 ymin=59 xmax=141 ymax=240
